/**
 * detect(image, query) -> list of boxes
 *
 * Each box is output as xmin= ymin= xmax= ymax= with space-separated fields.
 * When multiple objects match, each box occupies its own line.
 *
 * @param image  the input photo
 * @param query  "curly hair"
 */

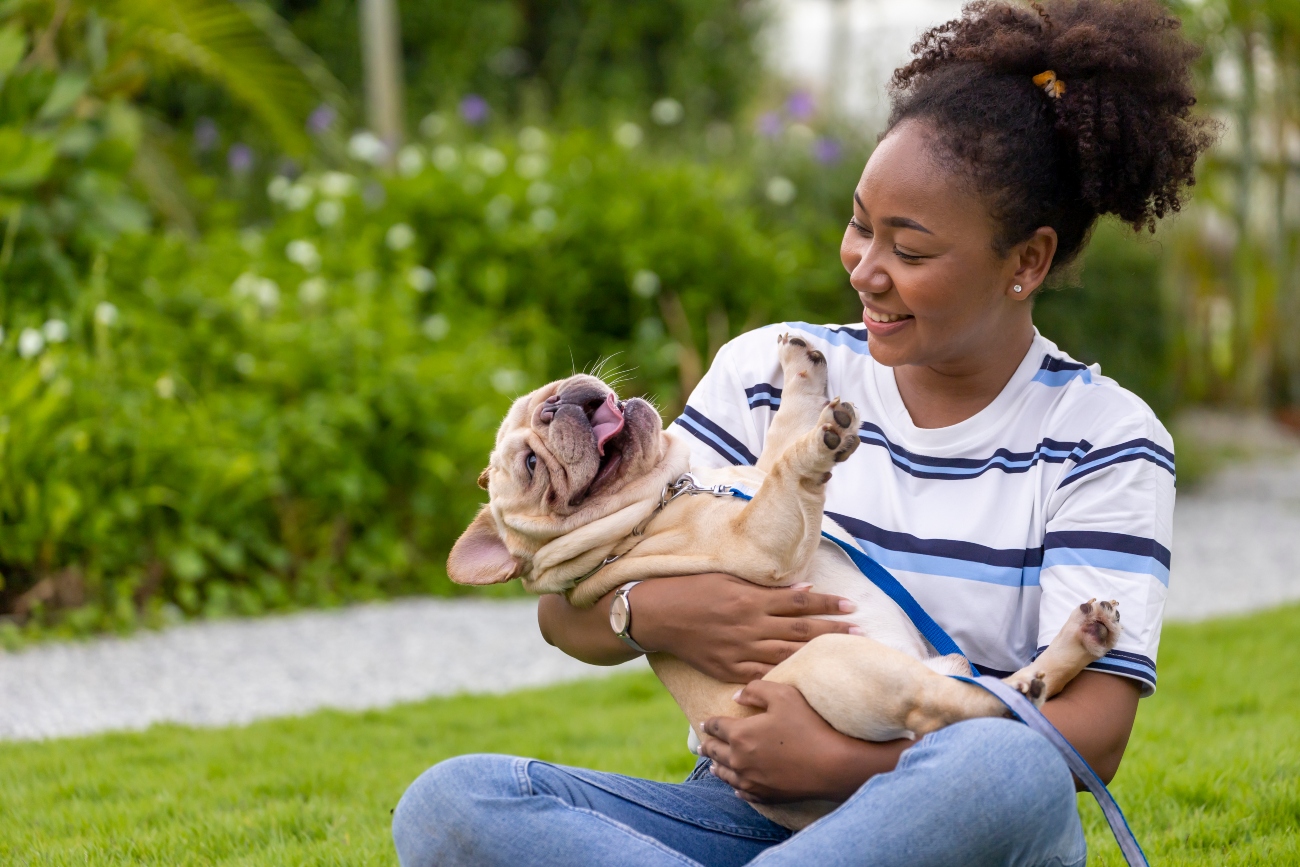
xmin=886 ymin=0 xmax=1220 ymax=271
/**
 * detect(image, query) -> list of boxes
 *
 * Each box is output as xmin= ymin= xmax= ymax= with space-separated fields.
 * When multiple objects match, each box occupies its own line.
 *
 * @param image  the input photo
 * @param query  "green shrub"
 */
xmin=0 ymin=127 xmax=859 ymax=636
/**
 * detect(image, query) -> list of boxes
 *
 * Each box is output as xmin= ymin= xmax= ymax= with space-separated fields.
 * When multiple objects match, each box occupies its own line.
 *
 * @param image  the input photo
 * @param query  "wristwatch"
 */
xmin=609 ymin=581 xmax=651 ymax=654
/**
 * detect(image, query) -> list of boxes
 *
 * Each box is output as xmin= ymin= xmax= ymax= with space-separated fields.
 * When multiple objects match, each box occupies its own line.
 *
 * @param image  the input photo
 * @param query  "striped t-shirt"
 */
xmin=674 ymin=322 xmax=1173 ymax=696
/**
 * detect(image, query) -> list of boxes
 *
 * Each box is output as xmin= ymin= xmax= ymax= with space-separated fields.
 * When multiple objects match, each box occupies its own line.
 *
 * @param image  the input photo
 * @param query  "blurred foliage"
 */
xmin=1035 ymin=220 xmax=1171 ymax=418
xmin=0 ymin=116 xmax=865 ymax=635
xmin=271 ymin=0 xmax=764 ymax=129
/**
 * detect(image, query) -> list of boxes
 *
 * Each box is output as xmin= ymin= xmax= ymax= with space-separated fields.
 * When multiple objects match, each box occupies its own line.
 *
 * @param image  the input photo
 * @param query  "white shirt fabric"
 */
xmin=675 ymin=322 xmax=1174 ymax=696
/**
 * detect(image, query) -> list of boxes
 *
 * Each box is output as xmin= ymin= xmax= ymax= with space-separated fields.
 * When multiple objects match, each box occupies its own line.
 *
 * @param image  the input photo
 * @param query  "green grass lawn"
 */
xmin=2 ymin=606 xmax=1298 ymax=866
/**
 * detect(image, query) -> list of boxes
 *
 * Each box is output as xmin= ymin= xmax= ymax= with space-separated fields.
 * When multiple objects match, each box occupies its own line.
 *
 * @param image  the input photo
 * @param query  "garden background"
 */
xmin=0 ymin=0 xmax=1298 ymax=863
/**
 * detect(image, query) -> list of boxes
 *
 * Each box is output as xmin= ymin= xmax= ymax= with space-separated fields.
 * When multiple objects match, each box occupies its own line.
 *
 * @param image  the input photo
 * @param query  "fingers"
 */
xmin=765 ymin=586 xmax=857 ymax=618
xmin=702 ymin=715 xmax=739 ymax=744
xmin=761 ymin=616 xmax=858 ymax=644
xmin=733 ymin=679 xmax=786 ymax=709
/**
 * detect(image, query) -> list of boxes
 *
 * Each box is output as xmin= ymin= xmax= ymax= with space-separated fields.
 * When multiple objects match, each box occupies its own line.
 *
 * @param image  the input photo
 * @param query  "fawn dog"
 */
xmin=448 ymin=334 xmax=1121 ymax=829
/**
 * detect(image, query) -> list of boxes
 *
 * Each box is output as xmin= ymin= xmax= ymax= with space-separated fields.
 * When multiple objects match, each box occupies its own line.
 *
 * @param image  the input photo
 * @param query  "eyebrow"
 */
xmin=853 ymin=193 xmax=934 ymax=235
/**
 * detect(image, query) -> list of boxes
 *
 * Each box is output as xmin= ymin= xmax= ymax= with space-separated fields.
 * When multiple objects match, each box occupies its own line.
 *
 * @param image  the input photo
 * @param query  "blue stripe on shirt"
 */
xmin=1035 ymin=646 xmax=1157 ymax=688
xmin=1031 ymin=354 xmax=1094 ymax=387
xmin=857 ymin=422 xmax=1092 ymax=480
xmin=782 ymin=322 xmax=872 ymax=355
xmin=829 ymin=513 xmax=1170 ymax=588
xmin=1060 ymin=438 xmax=1175 ymax=485
xmin=743 ymin=383 xmax=782 ymax=411
xmin=672 ymin=407 xmax=758 ymax=466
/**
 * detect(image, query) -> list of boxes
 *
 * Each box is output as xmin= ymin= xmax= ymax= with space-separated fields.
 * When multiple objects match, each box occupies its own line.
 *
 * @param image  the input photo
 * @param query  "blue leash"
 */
xmin=721 ymin=485 xmax=1149 ymax=866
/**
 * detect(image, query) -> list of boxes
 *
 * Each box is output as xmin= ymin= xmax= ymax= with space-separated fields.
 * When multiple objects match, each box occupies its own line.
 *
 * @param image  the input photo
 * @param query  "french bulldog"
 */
xmin=449 ymin=334 xmax=1121 ymax=829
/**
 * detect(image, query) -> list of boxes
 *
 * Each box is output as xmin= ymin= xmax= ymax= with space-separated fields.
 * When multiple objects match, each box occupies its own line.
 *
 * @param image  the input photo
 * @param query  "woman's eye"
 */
xmin=525 ymin=453 xmax=538 ymax=477
xmin=894 ymin=247 xmax=923 ymax=262
xmin=848 ymin=217 xmax=872 ymax=236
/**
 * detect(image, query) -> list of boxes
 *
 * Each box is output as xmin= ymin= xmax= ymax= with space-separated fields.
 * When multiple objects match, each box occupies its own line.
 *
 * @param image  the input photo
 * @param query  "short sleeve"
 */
xmin=671 ymin=331 xmax=781 ymax=470
xmin=1038 ymin=408 xmax=1175 ymax=697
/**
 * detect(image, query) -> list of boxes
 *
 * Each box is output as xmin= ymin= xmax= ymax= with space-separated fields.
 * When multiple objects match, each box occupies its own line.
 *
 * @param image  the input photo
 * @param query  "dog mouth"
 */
xmin=584 ymin=393 xmax=628 ymax=501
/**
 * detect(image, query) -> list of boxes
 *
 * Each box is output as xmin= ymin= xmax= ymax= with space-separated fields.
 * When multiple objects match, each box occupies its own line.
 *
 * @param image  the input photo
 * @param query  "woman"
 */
xmin=393 ymin=1 xmax=1216 ymax=864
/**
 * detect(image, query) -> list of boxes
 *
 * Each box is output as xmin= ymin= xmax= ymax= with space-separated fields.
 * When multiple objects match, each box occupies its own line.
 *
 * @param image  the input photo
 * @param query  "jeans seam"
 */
xmin=539 ymin=762 xmax=789 ymax=842
xmin=515 ymin=758 xmax=535 ymax=798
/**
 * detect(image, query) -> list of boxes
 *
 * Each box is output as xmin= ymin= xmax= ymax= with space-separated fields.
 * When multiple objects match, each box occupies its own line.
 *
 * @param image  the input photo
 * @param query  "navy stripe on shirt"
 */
xmin=1060 ymin=438 xmax=1175 ymax=486
xmin=672 ymin=407 xmax=758 ymax=466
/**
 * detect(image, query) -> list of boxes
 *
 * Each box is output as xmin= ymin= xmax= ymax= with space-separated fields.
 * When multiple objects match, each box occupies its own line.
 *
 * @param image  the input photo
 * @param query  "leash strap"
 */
xmin=954 ymin=675 xmax=1151 ymax=867
xmin=721 ymin=482 xmax=1146 ymax=866
xmin=725 ymin=487 xmax=968 ymax=662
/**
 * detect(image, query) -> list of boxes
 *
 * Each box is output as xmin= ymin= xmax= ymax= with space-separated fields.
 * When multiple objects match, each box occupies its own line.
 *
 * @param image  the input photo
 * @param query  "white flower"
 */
xmin=298 ymin=277 xmax=327 ymax=305
xmin=285 ymin=183 xmax=313 ymax=211
xmin=765 ymin=176 xmax=797 ymax=206
xmin=485 ymin=194 xmax=514 ymax=226
xmin=232 ymin=272 xmax=259 ymax=299
xmin=239 ymin=230 xmax=264 ymax=255
xmin=234 ymin=353 xmax=256 ymax=375
xmin=17 ymin=328 xmax=43 ymax=358
xmin=319 ymin=171 xmax=357 ymax=198
xmin=286 ymin=239 xmax=321 ymax=273
xmin=477 ymin=148 xmax=507 ymax=176
xmin=254 ymin=279 xmax=280 ymax=310
xmin=530 ymin=208 xmax=557 ymax=231
xmin=515 ymin=153 xmax=547 ymax=179
xmin=527 ymin=181 xmax=554 ymax=206
xmin=631 ymin=270 xmax=660 ymax=298
xmin=397 ymin=145 xmax=425 ymax=177
xmin=419 ymin=112 xmax=447 ymax=139
xmin=386 ymin=223 xmax=416 ymax=251
xmin=651 ymin=98 xmax=684 ymax=126
xmin=348 ymin=130 xmax=389 ymax=165
xmin=43 ymin=319 xmax=69 ymax=343
xmin=518 ymin=126 xmax=548 ymax=151
xmin=267 ymin=175 xmax=291 ymax=203
xmin=432 ymin=145 xmax=459 ymax=171
xmin=315 ymin=200 xmax=343 ymax=227
xmin=491 ymin=368 xmax=526 ymax=394
xmin=155 ymin=375 xmax=176 ymax=400
xmin=614 ymin=122 xmax=644 ymax=149
xmin=95 ymin=302 xmax=119 ymax=326
xmin=407 ymin=266 xmax=437 ymax=293
xmin=421 ymin=314 xmax=450 ymax=340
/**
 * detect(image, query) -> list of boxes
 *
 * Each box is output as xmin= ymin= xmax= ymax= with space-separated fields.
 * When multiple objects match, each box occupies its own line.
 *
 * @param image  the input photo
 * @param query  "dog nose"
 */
xmin=553 ymin=383 xmax=610 ymax=421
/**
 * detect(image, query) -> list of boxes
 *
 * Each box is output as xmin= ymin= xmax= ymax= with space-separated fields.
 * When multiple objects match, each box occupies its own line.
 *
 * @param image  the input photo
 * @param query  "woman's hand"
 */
xmin=698 ymin=681 xmax=911 ymax=803
xmin=537 ymin=573 xmax=858 ymax=683
xmin=629 ymin=574 xmax=858 ymax=683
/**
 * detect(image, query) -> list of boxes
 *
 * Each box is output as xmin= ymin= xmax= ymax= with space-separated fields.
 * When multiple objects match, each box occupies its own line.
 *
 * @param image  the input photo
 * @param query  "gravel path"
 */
xmin=2 ymin=456 xmax=1298 ymax=743
xmin=0 ymin=599 xmax=644 ymax=742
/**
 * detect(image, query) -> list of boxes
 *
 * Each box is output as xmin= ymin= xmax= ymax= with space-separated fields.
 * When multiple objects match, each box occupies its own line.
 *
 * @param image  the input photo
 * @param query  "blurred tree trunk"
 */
xmin=359 ymin=0 xmax=404 ymax=150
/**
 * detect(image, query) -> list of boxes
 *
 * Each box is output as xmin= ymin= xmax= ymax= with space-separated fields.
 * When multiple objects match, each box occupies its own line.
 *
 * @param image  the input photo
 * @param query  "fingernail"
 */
xmin=709 ymin=762 xmax=718 ymax=776
xmin=848 ymin=626 xmax=864 ymax=636
xmin=732 ymin=689 xmax=743 ymax=701
xmin=734 ymin=789 xmax=743 ymax=798
xmin=838 ymin=599 xmax=858 ymax=613
xmin=791 ymin=582 xmax=813 ymax=591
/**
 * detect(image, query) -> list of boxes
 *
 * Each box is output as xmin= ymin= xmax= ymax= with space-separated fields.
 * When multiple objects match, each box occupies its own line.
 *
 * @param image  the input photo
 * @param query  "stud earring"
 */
xmin=1013 ymin=284 xmax=1024 ymax=293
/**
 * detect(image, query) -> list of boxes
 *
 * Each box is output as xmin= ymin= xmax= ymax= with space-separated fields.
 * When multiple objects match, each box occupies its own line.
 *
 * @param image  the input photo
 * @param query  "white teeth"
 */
xmin=866 ymin=309 xmax=908 ymax=323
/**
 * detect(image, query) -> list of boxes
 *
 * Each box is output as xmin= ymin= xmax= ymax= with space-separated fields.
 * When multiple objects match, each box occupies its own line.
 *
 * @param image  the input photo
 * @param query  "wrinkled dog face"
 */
xmin=447 ymin=374 xmax=666 ymax=587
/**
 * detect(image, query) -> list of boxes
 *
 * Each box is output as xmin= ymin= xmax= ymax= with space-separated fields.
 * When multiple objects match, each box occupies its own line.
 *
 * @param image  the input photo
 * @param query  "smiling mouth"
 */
xmin=864 ymin=308 xmax=913 ymax=324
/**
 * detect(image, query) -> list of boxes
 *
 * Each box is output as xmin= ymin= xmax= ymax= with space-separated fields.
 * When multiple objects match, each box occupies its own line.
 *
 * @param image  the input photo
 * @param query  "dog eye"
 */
xmin=525 ymin=453 xmax=537 ymax=477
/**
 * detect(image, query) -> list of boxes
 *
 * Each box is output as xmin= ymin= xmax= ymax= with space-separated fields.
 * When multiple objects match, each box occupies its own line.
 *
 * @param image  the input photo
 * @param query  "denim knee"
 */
xmin=921 ymin=717 xmax=1082 ymax=829
xmin=392 ymin=754 xmax=521 ymax=867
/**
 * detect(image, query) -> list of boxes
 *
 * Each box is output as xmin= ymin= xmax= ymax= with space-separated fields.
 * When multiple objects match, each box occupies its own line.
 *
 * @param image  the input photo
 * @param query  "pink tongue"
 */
xmin=591 ymin=393 xmax=625 ymax=455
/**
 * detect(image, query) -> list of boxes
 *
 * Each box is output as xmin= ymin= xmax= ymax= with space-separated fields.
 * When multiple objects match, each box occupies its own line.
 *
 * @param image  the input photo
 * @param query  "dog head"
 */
xmin=447 ymin=374 xmax=677 ymax=592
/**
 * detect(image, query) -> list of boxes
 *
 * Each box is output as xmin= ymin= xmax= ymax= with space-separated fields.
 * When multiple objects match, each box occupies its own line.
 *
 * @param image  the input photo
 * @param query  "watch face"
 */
xmin=610 ymin=596 xmax=630 ymax=634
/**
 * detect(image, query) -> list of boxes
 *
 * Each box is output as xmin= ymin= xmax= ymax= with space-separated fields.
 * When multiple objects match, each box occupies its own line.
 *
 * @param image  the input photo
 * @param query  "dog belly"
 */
xmin=647 ymin=654 xmax=841 ymax=831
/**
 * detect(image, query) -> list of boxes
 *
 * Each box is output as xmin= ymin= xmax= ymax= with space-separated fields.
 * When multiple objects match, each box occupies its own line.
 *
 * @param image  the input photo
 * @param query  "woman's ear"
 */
xmin=447 ymin=507 xmax=520 ymax=585
xmin=1009 ymin=226 xmax=1059 ymax=299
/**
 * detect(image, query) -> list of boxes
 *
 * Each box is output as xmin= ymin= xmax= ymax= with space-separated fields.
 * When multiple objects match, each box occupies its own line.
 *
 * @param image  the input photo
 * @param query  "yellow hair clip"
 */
xmin=1033 ymin=70 xmax=1066 ymax=98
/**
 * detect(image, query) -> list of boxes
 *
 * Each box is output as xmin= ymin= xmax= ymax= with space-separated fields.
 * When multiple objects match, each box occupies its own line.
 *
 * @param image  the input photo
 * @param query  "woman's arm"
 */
xmin=538 ymin=574 xmax=858 ymax=683
xmin=699 ymin=669 xmax=1140 ymax=803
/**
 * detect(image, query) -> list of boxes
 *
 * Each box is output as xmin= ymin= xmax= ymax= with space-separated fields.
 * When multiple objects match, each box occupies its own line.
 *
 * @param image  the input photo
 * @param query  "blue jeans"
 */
xmin=392 ymin=717 xmax=1087 ymax=866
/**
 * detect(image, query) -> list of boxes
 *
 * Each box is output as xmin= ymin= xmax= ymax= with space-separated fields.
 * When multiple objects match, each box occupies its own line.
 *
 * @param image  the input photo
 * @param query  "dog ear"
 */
xmin=447 ymin=507 xmax=520 ymax=585
xmin=477 ymin=468 xmax=490 ymax=490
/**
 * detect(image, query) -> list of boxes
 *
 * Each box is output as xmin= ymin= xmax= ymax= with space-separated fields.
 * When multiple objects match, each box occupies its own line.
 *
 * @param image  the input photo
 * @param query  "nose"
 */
xmin=540 ymin=383 xmax=609 ymax=424
xmin=842 ymin=234 xmax=892 ymax=298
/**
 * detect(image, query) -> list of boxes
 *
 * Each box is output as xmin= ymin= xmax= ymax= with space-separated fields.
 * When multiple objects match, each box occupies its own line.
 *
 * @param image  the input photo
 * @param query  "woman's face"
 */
xmin=840 ymin=120 xmax=1035 ymax=371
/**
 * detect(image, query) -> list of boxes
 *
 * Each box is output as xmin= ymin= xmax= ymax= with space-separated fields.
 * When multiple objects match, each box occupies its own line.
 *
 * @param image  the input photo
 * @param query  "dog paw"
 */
xmin=777 ymin=332 xmax=828 ymax=395
xmin=1075 ymin=598 xmax=1122 ymax=658
xmin=817 ymin=398 xmax=860 ymax=464
xmin=1012 ymin=672 xmax=1048 ymax=708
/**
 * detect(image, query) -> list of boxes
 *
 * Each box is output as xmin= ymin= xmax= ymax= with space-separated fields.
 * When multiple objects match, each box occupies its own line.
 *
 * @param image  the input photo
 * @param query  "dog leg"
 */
xmin=757 ymin=334 xmax=836 ymax=472
xmin=1004 ymin=599 xmax=1123 ymax=705
xmin=729 ymin=398 xmax=860 ymax=584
